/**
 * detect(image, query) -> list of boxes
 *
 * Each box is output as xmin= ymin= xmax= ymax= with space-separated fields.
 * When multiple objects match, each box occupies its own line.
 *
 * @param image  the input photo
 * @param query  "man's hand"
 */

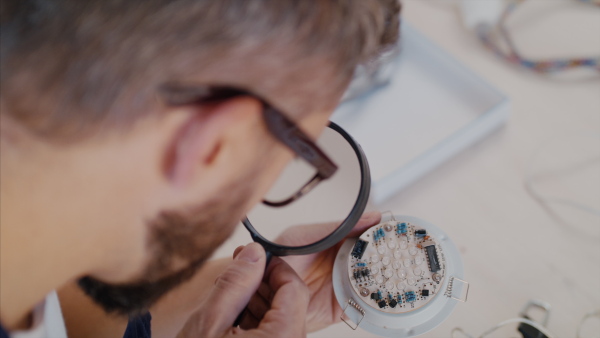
xmin=245 ymin=211 xmax=382 ymax=333
xmin=178 ymin=243 xmax=309 ymax=337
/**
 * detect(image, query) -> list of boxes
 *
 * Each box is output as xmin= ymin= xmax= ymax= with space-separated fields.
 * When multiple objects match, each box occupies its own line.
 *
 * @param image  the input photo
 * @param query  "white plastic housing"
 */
xmin=332 ymin=215 xmax=466 ymax=337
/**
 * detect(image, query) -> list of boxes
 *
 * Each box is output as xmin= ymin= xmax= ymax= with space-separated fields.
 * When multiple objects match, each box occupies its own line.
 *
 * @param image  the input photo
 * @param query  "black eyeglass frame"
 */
xmin=159 ymin=83 xmax=339 ymax=207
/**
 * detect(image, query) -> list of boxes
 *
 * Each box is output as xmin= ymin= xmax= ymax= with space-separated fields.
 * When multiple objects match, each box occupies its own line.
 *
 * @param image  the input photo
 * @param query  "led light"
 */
xmin=333 ymin=215 xmax=469 ymax=337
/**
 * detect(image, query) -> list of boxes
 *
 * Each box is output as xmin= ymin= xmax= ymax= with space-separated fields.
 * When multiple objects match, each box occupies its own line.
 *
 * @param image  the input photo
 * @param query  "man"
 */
xmin=0 ymin=0 xmax=400 ymax=337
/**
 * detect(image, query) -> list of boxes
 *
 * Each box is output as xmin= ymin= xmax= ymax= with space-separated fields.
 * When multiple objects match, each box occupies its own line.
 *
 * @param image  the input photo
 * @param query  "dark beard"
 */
xmin=78 ymin=180 xmax=253 ymax=317
xmin=77 ymin=257 xmax=205 ymax=318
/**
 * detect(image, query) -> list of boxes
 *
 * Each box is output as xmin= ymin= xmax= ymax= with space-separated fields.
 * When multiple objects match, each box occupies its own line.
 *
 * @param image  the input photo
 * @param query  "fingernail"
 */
xmin=235 ymin=243 xmax=262 ymax=263
xmin=233 ymin=245 xmax=245 ymax=259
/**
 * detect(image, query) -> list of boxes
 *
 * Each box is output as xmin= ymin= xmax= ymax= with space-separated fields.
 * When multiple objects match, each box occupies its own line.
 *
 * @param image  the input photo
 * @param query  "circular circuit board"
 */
xmin=347 ymin=220 xmax=447 ymax=313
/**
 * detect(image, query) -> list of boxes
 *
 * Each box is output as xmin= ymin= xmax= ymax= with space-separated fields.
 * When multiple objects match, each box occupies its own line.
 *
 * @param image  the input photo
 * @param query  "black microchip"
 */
xmin=351 ymin=239 xmax=368 ymax=259
xmin=422 ymin=289 xmax=429 ymax=297
xmin=371 ymin=292 xmax=377 ymax=300
xmin=425 ymin=244 xmax=441 ymax=272
xmin=378 ymin=300 xmax=387 ymax=308
xmin=389 ymin=299 xmax=398 ymax=308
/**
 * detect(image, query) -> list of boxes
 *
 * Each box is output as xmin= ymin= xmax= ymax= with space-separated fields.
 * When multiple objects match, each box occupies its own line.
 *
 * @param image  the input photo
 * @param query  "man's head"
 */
xmin=0 ymin=0 xmax=400 ymax=316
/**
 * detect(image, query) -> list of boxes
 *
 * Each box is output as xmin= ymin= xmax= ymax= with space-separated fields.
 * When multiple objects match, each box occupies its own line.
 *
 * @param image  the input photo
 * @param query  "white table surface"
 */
xmin=213 ymin=1 xmax=600 ymax=337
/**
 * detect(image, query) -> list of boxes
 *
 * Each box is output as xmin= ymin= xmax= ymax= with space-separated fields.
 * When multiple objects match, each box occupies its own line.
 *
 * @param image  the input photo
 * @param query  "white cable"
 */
xmin=453 ymin=317 xmax=556 ymax=338
xmin=523 ymin=131 xmax=600 ymax=240
xmin=458 ymin=0 xmax=505 ymax=30
xmin=480 ymin=318 xmax=556 ymax=338
xmin=454 ymin=309 xmax=600 ymax=338
xmin=576 ymin=309 xmax=600 ymax=338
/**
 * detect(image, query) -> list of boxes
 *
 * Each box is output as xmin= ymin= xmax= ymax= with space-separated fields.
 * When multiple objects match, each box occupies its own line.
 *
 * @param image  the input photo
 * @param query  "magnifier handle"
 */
xmin=232 ymin=251 xmax=273 ymax=327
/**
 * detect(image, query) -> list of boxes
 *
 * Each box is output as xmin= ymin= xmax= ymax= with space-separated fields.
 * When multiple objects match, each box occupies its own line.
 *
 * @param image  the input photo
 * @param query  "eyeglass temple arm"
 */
xmin=262 ymin=107 xmax=337 ymax=179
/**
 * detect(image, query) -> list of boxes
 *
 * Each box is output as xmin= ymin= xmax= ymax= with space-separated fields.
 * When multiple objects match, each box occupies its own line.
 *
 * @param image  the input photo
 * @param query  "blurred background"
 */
xmin=215 ymin=0 xmax=600 ymax=337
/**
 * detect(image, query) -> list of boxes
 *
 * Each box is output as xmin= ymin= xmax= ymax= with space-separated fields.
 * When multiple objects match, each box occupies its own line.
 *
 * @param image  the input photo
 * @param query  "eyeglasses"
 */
xmin=158 ymin=83 xmax=338 ymax=207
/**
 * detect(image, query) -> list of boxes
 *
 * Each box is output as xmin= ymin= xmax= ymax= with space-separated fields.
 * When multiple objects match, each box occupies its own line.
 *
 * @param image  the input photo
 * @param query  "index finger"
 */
xmin=275 ymin=210 xmax=382 ymax=247
xmin=256 ymin=257 xmax=309 ymax=336
xmin=347 ymin=210 xmax=381 ymax=237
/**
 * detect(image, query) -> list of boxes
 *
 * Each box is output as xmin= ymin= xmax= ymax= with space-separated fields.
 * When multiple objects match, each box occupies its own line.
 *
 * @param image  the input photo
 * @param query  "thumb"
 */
xmin=192 ymin=243 xmax=266 ymax=336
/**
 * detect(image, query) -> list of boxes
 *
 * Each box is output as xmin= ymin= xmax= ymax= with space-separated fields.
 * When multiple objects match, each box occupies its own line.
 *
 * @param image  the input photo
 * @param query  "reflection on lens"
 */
xmin=245 ymin=125 xmax=363 ymax=247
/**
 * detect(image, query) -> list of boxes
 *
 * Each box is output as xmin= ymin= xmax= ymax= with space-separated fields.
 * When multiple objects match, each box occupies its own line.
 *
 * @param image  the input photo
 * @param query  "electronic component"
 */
xmin=415 ymin=229 xmax=427 ymax=238
xmin=396 ymin=222 xmax=408 ymax=235
xmin=387 ymin=293 xmax=397 ymax=308
xmin=333 ymin=215 xmax=468 ymax=337
xmin=345 ymin=219 xmax=448 ymax=315
xmin=423 ymin=241 xmax=441 ymax=272
xmin=351 ymin=239 xmax=368 ymax=259
xmin=405 ymin=291 xmax=417 ymax=303
xmin=373 ymin=228 xmax=385 ymax=241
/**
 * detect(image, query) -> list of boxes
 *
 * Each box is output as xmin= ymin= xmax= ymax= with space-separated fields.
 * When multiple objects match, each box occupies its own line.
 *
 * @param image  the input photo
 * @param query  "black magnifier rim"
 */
xmin=242 ymin=121 xmax=371 ymax=257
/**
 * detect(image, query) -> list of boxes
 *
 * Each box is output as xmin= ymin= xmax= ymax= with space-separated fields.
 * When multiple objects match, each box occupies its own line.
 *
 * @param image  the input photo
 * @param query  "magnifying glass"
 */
xmin=234 ymin=121 xmax=371 ymax=325
xmin=244 ymin=121 xmax=370 ymax=254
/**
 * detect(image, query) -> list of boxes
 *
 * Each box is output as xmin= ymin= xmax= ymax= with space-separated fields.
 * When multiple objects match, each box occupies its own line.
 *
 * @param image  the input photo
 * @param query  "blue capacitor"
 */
xmin=356 ymin=262 xmax=366 ymax=267
xmin=379 ymin=228 xmax=385 ymax=238
xmin=377 ymin=290 xmax=383 ymax=300
xmin=397 ymin=293 xmax=403 ymax=303
xmin=404 ymin=291 xmax=416 ymax=303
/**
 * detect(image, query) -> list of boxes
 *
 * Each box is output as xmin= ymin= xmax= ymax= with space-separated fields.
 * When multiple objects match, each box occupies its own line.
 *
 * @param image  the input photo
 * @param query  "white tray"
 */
xmin=331 ymin=23 xmax=510 ymax=205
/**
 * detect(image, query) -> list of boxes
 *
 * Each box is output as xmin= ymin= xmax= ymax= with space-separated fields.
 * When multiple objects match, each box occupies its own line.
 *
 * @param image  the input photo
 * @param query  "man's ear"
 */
xmin=164 ymin=96 xmax=263 ymax=188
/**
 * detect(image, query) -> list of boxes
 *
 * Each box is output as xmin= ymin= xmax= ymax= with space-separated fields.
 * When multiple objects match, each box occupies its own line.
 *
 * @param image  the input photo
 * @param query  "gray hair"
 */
xmin=1 ymin=0 xmax=401 ymax=140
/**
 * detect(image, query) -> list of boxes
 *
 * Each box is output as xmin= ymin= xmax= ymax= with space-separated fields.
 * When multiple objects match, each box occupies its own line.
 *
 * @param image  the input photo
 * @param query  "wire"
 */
xmin=453 ymin=309 xmax=600 ymax=338
xmin=476 ymin=0 xmax=600 ymax=74
xmin=453 ymin=317 xmax=556 ymax=338
xmin=576 ymin=309 xmax=600 ymax=338
xmin=523 ymin=132 xmax=600 ymax=240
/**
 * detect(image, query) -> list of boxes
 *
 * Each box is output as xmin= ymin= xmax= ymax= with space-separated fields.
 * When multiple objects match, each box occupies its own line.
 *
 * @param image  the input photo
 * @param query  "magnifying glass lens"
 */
xmin=246 ymin=125 xmax=363 ymax=247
